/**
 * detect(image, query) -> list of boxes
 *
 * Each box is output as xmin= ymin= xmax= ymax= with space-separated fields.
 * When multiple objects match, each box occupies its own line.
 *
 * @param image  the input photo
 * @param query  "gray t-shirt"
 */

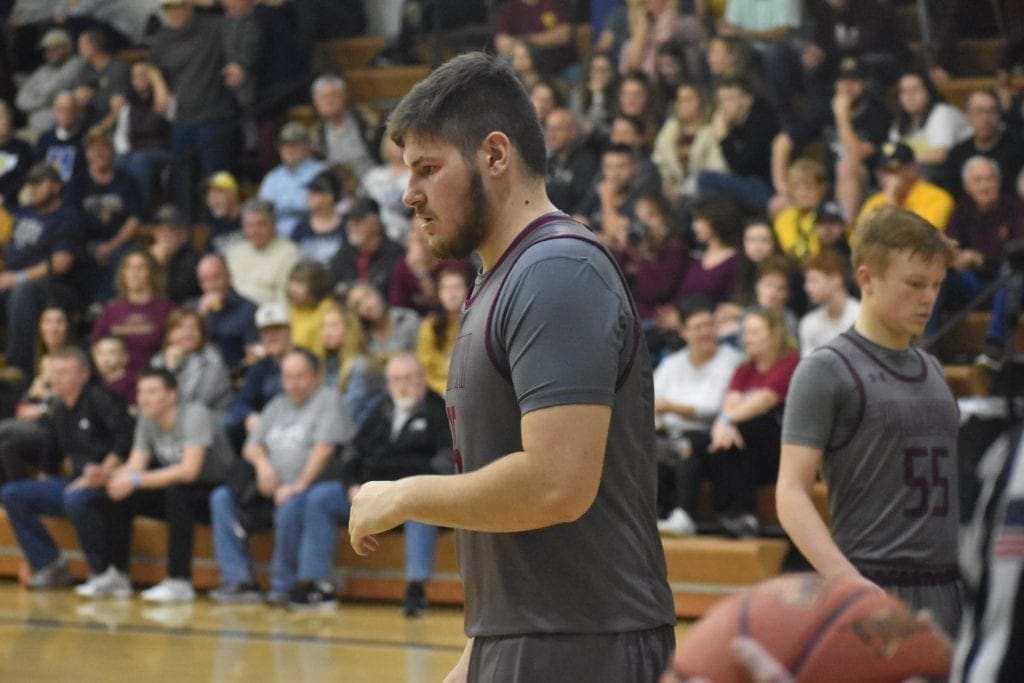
xmin=132 ymin=401 xmax=235 ymax=484
xmin=249 ymin=386 xmax=354 ymax=483
xmin=150 ymin=13 xmax=236 ymax=124
xmin=782 ymin=329 xmax=960 ymax=569
xmin=447 ymin=214 xmax=676 ymax=637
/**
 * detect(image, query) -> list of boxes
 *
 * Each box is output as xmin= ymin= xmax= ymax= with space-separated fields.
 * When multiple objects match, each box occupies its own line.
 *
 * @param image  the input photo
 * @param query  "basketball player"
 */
xmin=776 ymin=206 xmax=964 ymax=636
xmin=346 ymin=53 xmax=676 ymax=682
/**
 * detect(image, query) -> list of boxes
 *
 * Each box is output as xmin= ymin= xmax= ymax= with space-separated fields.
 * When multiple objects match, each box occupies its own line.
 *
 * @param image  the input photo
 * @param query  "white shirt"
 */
xmin=798 ymin=297 xmax=861 ymax=357
xmin=653 ymin=344 xmax=745 ymax=435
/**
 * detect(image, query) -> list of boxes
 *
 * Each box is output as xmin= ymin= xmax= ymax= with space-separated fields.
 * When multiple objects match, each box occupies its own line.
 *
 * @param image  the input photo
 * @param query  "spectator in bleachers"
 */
xmin=72 ymin=27 xmax=129 ymax=135
xmin=387 ymin=230 xmax=474 ymax=317
xmin=111 ymin=61 xmax=171 ymax=213
xmin=201 ymin=171 xmax=244 ymax=255
xmin=652 ymin=82 xmax=727 ymax=206
xmin=0 ymin=347 xmax=134 ymax=591
xmin=671 ymin=195 xmax=743 ymax=308
xmin=285 ymin=260 xmax=333 ymax=355
xmin=190 ymin=252 xmax=258 ymax=372
xmin=91 ymin=334 xmax=134 ymax=407
xmin=90 ymin=249 xmax=174 ymax=386
xmin=0 ymin=100 xmax=33 ymax=208
xmin=148 ymin=0 xmax=237 ymax=220
xmin=705 ymin=35 xmax=752 ymax=88
xmin=150 ymin=307 xmax=233 ymax=414
xmin=67 ymin=130 xmax=140 ymax=304
xmin=733 ymin=218 xmax=783 ymax=311
xmin=309 ymin=75 xmax=375 ymax=181
xmin=569 ymin=51 xmax=618 ymax=143
xmin=35 ymin=90 xmax=86 ymax=184
xmin=511 ymin=39 xmax=544 ymax=91
xmin=621 ymin=193 xmax=692 ymax=323
xmin=799 ymin=250 xmax=859 ymax=356
xmin=609 ymin=113 xmax=662 ymax=194
xmin=416 ymin=266 xmax=471 ymax=396
xmin=258 ymin=122 xmax=326 ymax=240
xmin=575 ymin=144 xmax=645 ymax=240
xmin=749 ymin=256 xmax=799 ymax=340
xmin=801 ymin=0 xmax=911 ymax=90
xmin=528 ymin=80 xmax=562 ymax=126
xmin=14 ymin=29 xmax=83 ymax=134
xmin=0 ymin=305 xmax=73 ymax=484
xmin=858 ymin=142 xmax=955 ymax=231
xmin=289 ymin=354 xmax=450 ymax=615
xmin=328 ymin=197 xmax=404 ymax=301
xmin=654 ymin=297 xmax=745 ymax=536
xmin=318 ymin=302 xmax=382 ymax=428
xmin=148 ymin=204 xmax=201 ymax=304
xmin=942 ymin=89 xmax=1024 ymax=200
xmin=813 ymin=200 xmax=851 ymax=257
xmin=544 ymin=107 xmax=599 ymax=215
xmin=494 ymin=0 xmax=578 ymax=79
xmin=94 ymin=367 xmax=235 ymax=603
xmin=717 ymin=0 xmax=802 ymax=118
xmin=2 ymin=163 xmax=83 ymax=381
xmin=360 ymin=137 xmax=412 ymax=244
xmin=770 ymin=57 xmax=891 ymax=225
xmin=697 ymin=77 xmax=779 ymax=215
xmin=710 ymin=308 xmax=800 ymax=537
xmin=292 ymin=171 xmax=346 ymax=268
xmin=223 ymin=301 xmax=291 ymax=450
xmin=619 ymin=0 xmax=703 ymax=83
xmin=615 ymin=71 xmax=661 ymax=141
xmin=891 ymin=69 xmax=972 ymax=184
xmin=346 ymin=282 xmax=420 ymax=363
xmin=220 ymin=0 xmax=260 ymax=153
xmin=771 ymin=158 xmax=826 ymax=263
xmin=225 ymin=199 xmax=302 ymax=306
xmin=209 ymin=348 xmax=354 ymax=606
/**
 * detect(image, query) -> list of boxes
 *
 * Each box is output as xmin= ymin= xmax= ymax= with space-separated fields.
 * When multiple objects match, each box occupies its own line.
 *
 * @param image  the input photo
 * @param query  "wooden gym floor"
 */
xmin=0 ymin=581 xmax=692 ymax=681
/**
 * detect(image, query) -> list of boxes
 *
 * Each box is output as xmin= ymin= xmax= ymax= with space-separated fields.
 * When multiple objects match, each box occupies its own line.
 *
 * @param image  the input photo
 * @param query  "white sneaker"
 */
xmin=76 ymin=567 xmax=132 ymax=599
xmin=657 ymin=508 xmax=697 ymax=536
xmin=140 ymin=578 xmax=196 ymax=603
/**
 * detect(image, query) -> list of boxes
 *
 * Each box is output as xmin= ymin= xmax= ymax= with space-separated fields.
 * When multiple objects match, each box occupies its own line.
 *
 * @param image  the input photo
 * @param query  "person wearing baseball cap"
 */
xmin=257 ymin=122 xmax=326 ymax=239
xmin=813 ymin=200 xmax=851 ymax=257
xmin=857 ymin=141 xmax=955 ymax=231
xmin=203 ymin=171 xmax=244 ymax=254
xmin=770 ymin=55 xmax=892 ymax=225
xmin=1 ymin=162 xmax=83 ymax=379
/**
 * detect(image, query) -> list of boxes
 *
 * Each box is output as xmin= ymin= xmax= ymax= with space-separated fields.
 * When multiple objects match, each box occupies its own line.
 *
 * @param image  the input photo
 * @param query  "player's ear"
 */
xmin=480 ymin=131 xmax=511 ymax=177
xmin=853 ymin=263 xmax=872 ymax=294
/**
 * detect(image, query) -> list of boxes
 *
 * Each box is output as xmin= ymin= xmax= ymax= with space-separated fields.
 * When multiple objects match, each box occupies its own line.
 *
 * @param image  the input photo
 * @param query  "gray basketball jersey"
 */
xmin=784 ymin=330 xmax=960 ymax=568
xmin=446 ymin=212 xmax=675 ymax=637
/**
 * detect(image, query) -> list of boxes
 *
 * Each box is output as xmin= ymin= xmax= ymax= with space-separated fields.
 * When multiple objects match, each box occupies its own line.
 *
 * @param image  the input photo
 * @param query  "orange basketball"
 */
xmin=672 ymin=573 xmax=952 ymax=683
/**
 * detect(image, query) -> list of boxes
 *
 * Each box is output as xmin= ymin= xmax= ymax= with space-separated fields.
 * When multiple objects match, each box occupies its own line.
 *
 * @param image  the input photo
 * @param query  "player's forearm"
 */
xmin=396 ymin=450 xmax=597 ymax=532
xmin=776 ymin=482 xmax=858 ymax=578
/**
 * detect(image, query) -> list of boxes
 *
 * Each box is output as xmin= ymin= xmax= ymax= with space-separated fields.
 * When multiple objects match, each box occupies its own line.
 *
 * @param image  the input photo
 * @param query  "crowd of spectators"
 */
xmin=0 ymin=0 xmax=1022 ymax=611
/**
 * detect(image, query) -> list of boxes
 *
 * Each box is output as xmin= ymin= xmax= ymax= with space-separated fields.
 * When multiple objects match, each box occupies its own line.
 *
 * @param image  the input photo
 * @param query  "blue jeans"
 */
xmin=209 ymin=484 xmax=309 ymax=594
xmin=114 ymin=148 xmax=171 ymax=213
xmin=169 ymin=120 xmax=234 ymax=220
xmin=1 ymin=478 xmax=109 ymax=574
xmin=696 ymin=171 xmax=773 ymax=216
xmin=297 ymin=481 xmax=439 ymax=583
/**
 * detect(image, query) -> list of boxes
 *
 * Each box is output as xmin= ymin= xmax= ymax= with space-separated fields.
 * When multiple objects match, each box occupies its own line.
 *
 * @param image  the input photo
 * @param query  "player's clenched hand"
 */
xmin=348 ymin=480 xmax=403 ymax=555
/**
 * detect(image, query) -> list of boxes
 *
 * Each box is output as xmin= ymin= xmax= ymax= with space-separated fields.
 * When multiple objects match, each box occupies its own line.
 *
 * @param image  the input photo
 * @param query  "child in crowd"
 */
xmin=773 ymin=158 xmax=827 ymax=262
xmin=91 ymin=335 xmax=135 ymax=407
xmin=799 ymin=250 xmax=860 ymax=356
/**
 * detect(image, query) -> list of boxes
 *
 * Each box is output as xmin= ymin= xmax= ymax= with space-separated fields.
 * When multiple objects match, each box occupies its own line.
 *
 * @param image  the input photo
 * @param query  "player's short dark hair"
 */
xmin=387 ymin=52 xmax=547 ymax=179
xmin=852 ymin=206 xmax=955 ymax=273
xmin=136 ymin=367 xmax=178 ymax=391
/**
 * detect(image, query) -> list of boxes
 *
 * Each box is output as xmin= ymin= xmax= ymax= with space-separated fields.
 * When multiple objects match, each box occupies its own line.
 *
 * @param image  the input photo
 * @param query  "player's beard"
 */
xmin=428 ymin=167 xmax=489 ymax=260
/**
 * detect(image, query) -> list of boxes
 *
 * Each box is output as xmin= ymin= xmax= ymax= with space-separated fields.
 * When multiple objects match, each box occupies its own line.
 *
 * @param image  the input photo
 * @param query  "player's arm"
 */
xmin=776 ymin=443 xmax=860 ymax=579
xmin=349 ymin=403 xmax=609 ymax=553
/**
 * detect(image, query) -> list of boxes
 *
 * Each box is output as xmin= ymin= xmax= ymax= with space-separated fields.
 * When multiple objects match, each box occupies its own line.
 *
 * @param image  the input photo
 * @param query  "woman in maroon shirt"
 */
xmin=709 ymin=308 xmax=800 ymax=537
xmin=673 ymin=195 xmax=743 ymax=306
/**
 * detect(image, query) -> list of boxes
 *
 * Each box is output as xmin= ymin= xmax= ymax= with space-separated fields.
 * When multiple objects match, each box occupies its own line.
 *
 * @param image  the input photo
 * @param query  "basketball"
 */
xmin=672 ymin=573 xmax=952 ymax=683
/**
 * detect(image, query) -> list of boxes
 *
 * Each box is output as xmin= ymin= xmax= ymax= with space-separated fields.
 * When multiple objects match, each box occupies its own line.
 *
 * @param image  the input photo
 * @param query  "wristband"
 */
xmin=716 ymin=413 xmax=732 ymax=425
xmin=130 ymin=471 xmax=141 ymax=490
xmin=15 ymin=271 xmax=26 ymax=284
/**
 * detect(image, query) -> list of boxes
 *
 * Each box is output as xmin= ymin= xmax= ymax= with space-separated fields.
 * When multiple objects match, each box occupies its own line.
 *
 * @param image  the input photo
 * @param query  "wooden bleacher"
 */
xmin=0 ymin=483 xmax=830 ymax=619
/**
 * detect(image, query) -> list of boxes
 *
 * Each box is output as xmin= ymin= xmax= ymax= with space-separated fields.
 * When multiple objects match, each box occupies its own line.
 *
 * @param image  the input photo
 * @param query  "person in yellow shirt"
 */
xmin=857 ymin=141 xmax=954 ymax=230
xmin=773 ymin=158 xmax=827 ymax=263
xmin=415 ymin=267 xmax=471 ymax=395
xmin=285 ymin=260 xmax=334 ymax=354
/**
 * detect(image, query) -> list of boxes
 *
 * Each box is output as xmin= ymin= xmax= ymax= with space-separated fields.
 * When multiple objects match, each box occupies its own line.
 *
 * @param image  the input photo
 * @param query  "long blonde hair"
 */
xmin=320 ymin=302 xmax=374 ymax=390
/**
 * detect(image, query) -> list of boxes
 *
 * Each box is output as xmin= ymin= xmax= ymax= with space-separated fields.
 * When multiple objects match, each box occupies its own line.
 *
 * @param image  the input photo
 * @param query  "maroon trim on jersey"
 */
xmin=842 ymin=331 xmax=928 ymax=383
xmin=483 ymin=222 xmax=642 ymax=392
xmin=464 ymin=211 xmax=569 ymax=309
xmin=819 ymin=345 xmax=866 ymax=453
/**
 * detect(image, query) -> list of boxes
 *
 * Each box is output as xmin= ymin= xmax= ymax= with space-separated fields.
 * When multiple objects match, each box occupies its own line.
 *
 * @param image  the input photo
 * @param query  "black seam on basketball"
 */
xmin=789 ymin=587 xmax=872 ymax=678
